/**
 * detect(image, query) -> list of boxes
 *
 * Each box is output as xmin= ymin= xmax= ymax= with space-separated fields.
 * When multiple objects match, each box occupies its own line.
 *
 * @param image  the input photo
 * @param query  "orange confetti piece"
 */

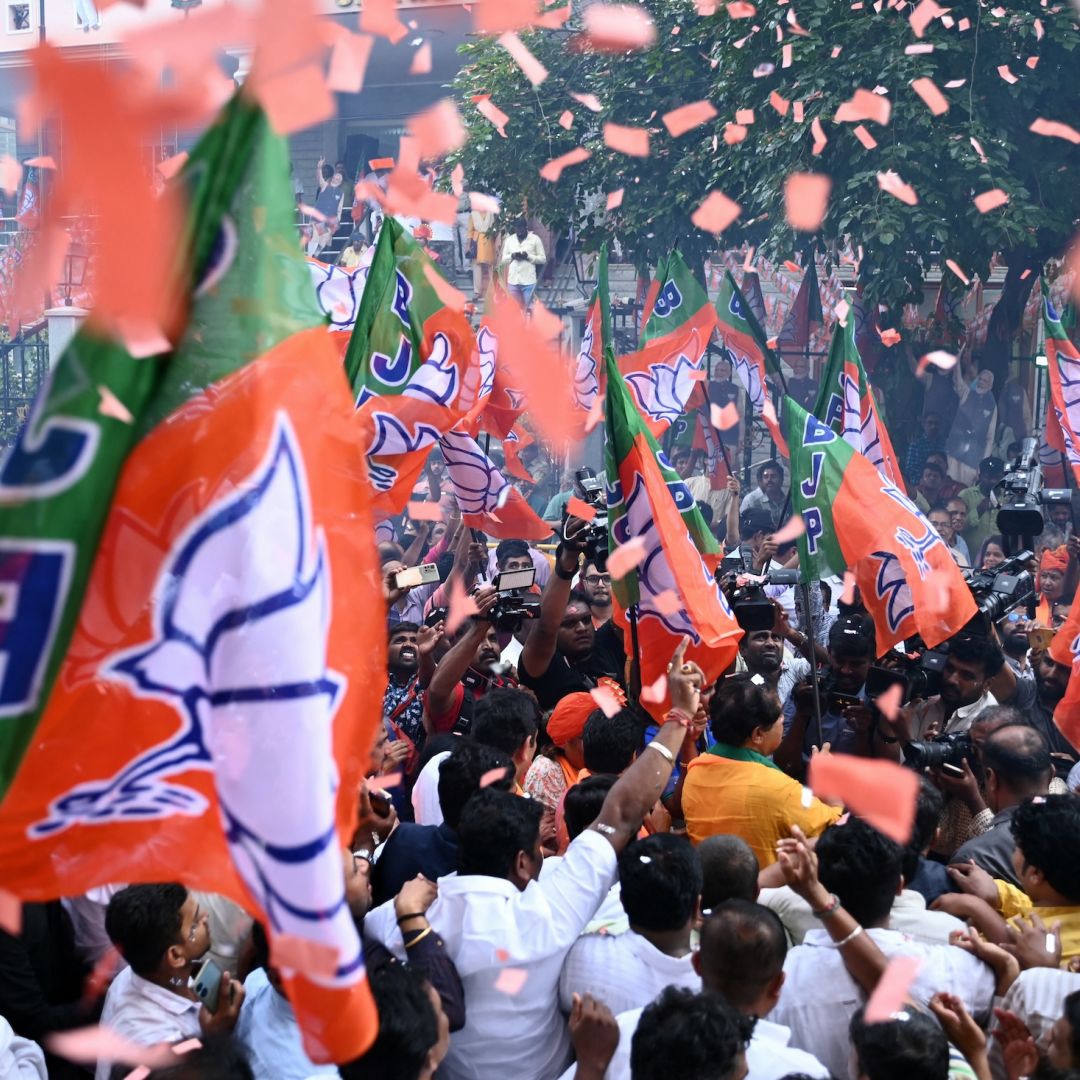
xmin=446 ymin=575 xmax=480 ymax=636
xmin=409 ymin=41 xmax=433 ymax=75
xmin=865 ymin=955 xmax=923 ymax=1021
xmin=270 ymin=935 xmax=340 ymax=979
xmin=911 ymin=76 xmax=949 ymax=115
xmin=0 ymin=155 xmax=22 ymax=196
xmin=943 ymin=259 xmax=969 ymax=285
xmin=498 ymin=31 xmax=548 ymax=85
xmin=607 ymin=188 xmax=624 ymax=210
xmin=811 ymin=116 xmax=827 ymax=153
xmin=772 ymin=514 xmax=806 ymax=543
xmin=784 ymin=172 xmax=831 ymax=231
xmin=590 ymin=684 xmax=623 ymax=718
xmin=974 ymin=188 xmax=1009 ymax=213
xmin=782 ymin=260 xmax=802 ymax=274
xmin=710 ymin=402 xmax=741 ymax=431
xmin=570 ymin=91 xmax=603 ymax=112
xmin=958 ymin=16 xmax=970 ymax=29
xmin=97 ymin=386 xmax=134 ymax=424
xmin=874 ymin=682 xmax=904 ymax=720
xmin=908 ymin=0 xmax=943 ymax=37
xmin=409 ymin=99 xmax=467 ymax=159
xmin=539 ymin=146 xmax=591 ymax=182
xmin=480 ymin=766 xmax=511 ymax=788
xmin=360 ymin=0 xmax=407 ymax=43
xmin=852 ymin=124 xmax=877 ymax=149
xmin=559 ymin=109 xmax=574 ymax=129
xmin=423 ymin=263 xmax=468 ymax=313
xmin=692 ymin=190 xmax=741 ymax=234
xmin=723 ymin=123 xmax=748 ymax=144
xmin=808 ymin=753 xmax=919 ymax=845
xmin=469 ymin=192 xmax=501 ymax=214
xmin=471 ymin=0 xmax=539 ymax=34
xmin=997 ymin=64 xmax=1018 ymax=84
xmin=793 ymin=100 xmax=804 ymax=122
xmin=904 ymin=42 xmax=934 ymax=54
xmin=327 ymin=31 xmax=374 ymax=93
xmin=878 ymin=327 xmax=902 ymax=347
xmin=584 ymin=392 xmax=605 ymax=433
xmin=25 ymin=155 xmax=56 ymax=169
xmin=607 ymin=536 xmax=648 ymax=580
xmin=494 ymin=968 xmax=529 ymax=994
xmin=735 ymin=108 xmax=755 ymax=125
xmin=640 ymin=674 xmax=669 ymax=703
xmin=581 ymin=4 xmax=656 ymax=51
xmin=604 ymin=122 xmax=650 ymax=156
xmin=369 ymin=157 xmax=395 ymax=171
xmin=406 ymin=500 xmax=445 ymax=521
xmin=663 ymin=100 xmax=718 ymax=137
xmin=0 ymin=889 xmax=21 ymax=935
xmin=114 ymin=317 xmax=171 ymax=360
xmin=769 ymin=91 xmax=790 ymax=116
xmin=653 ymin=592 xmax=682 ymax=617
xmin=474 ymin=95 xmax=510 ymax=136
xmin=876 ymin=170 xmax=918 ymax=205
xmin=836 ymin=88 xmax=891 ymax=126
xmin=256 ymin=63 xmax=334 ymax=135
xmin=727 ymin=1 xmax=756 ymax=15
xmin=1030 ymin=118 xmax=1080 ymax=144
xmin=156 ymin=152 xmax=189 ymax=181
xmin=567 ymin=496 xmax=598 ymax=522
xmin=47 ymin=1028 xmax=172 ymax=1070
xmin=840 ymin=571 xmax=856 ymax=605
xmin=1025 ymin=56 xmax=1039 ymax=70
xmin=919 ymin=349 xmax=958 ymax=373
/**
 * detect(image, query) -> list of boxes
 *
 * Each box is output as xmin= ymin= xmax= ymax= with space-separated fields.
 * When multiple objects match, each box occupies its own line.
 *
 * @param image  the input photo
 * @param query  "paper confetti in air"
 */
xmin=581 ymin=4 xmax=656 ymax=50
xmin=494 ymin=967 xmax=529 ymax=994
xmin=910 ymin=77 xmax=949 ymax=115
xmin=566 ymin=496 xmax=598 ymax=522
xmin=97 ymin=386 xmax=135 ymax=424
xmin=406 ymin=501 xmax=445 ymax=521
xmin=997 ymin=64 xmax=1018 ymax=84
xmin=603 ymin=122 xmax=650 ymax=157
xmin=641 ymin=674 xmax=669 ymax=703
xmin=480 ymin=767 xmax=510 ymax=788
xmin=445 ymin=575 xmax=480 ymax=636
xmin=723 ymin=123 xmax=748 ymax=144
xmin=498 ymin=31 xmax=548 ymax=85
xmin=852 ymin=124 xmax=877 ymax=149
xmin=590 ymin=684 xmax=624 ymax=718
xmin=974 ymin=188 xmax=1009 ymax=213
xmin=474 ymin=95 xmax=510 ymax=136
xmin=662 ymin=100 xmax=718 ymax=137
xmin=539 ymin=147 xmax=591 ymax=182
xmin=874 ymin=683 xmax=904 ymax=720
xmin=606 ymin=188 xmax=624 ymax=210
xmin=840 ymin=571 xmax=856 ymax=605
xmin=0 ymin=889 xmax=21 ymax=935
xmin=559 ymin=109 xmax=574 ymax=129
xmin=1029 ymin=118 xmax=1080 ymax=144
xmin=692 ymin=190 xmax=741 ymax=233
xmin=865 ymin=955 xmax=923 ymax=1022
xmin=711 ymin=402 xmax=740 ymax=430
xmin=172 ymin=1040 xmax=203 ymax=1057
xmin=772 ymin=515 xmax=807 ymax=543
xmin=877 ymin=171 xmax=918 ymax=205
xmin=735 ymin=108 xmax=755 ymax=125
xmin=606 ymin=536 xmax=648 ymax=580
xmin=808 ymin=753 xmax=919 ymax=845
xmin=784 ymin=172 xmax=831 ymax=231
xmin=570 ymin=92 xmax=603 ymax=112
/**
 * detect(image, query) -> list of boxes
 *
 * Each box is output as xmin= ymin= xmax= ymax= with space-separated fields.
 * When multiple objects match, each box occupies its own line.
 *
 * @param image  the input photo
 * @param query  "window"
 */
xmin=7 ymin=3 xmax=31 ymax=33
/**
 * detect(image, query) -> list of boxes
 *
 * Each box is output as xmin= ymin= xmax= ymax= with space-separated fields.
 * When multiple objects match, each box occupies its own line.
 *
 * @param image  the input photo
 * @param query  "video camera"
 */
xmin=566 ymin=467 xmax=609 ymax=571
xmin=724 ymin=566 xmax=801 ymax=632
xmin=996 ymin=438 xmax=1072 ymax=539
xmin=487 ymin=567 xmax=541 ymax=633
xmin=963 ymin=550 xmax=1036 ymax=626
xmin=904 ymin=730 xmax=976 ymax=772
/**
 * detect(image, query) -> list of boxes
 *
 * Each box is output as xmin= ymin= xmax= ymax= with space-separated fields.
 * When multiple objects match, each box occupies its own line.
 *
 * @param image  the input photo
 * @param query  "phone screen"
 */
xmin=495 ymin=567 xmax=535 ymax=591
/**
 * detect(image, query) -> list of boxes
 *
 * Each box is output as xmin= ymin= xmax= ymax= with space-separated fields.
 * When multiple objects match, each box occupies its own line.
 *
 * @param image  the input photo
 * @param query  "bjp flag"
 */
xmin=1043 ymin=285 xmax=1080 ymax=488
xmin=0 ymin=95 xmax=381 ymax=1063
xmin=785 ymin=397 xmax=975 ymax=653
xmin=1049 ymin=607 xmax=1080 ymax=753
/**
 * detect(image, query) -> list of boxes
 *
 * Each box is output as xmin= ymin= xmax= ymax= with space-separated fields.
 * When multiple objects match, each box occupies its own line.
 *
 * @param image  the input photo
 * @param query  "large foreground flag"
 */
xmin=813 ymin=314 xmax=903 ymax=487
xmin=785 ymin=397 xmax=975 ymax=652
xmin=604 ymin=349 xmax=743 ymax=714
xmin=619 ymin=251 xmax=717 ymax=435
xmin=715 ymin=270 xmax=786 ymax=450
xmin=1048 ymin=605 xmax=1080 ymax=753
xmin=345 ymin=218 xmax=480 ymax=511
xmin=1043 ymin=287 xmax=1080 ymax=487
xmin=0 ymin=97 xmax=382 ymax=1063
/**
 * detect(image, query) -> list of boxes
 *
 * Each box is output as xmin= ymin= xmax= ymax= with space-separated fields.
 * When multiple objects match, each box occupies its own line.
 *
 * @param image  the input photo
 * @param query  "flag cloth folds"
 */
xmin=462 ymin=320 xmax=527 ymax=441
xmin=0 ymin=95 xmax=382 ymax=1064
xmin=1043 ymin=286 xmax=1080 ymax=488
xmin=785 ymin=397 xmax=975 ymax=653
xmin=1048 ymin=604 xmax=1080 ymax=753
xmin=604 ymin=349 xmax=743 ymax=714
xmin=620 ymin=250 xmax=717 ymax=436
xmin=571 ymin=243 xmax=610 ymax=429
xmin=344 ymin=217 xmax=480 ymax=511
xmin=714 ymin=270 xmax=786 ymax=451
xmin=439 ymin=430 xmax=551 ymax=540
xmin=775 ymin=258 xmax=823 ymax=356
xmin=813 ymin=314 xmax=903 ymax=487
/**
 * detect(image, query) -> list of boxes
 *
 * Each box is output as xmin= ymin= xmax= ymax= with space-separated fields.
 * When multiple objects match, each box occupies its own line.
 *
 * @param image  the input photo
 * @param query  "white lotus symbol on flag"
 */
xmin=624 ymin=350 xmax=702 ymax=425
xmin=574 ymin=321 xmax=599 ymax=411
xmin=31 ymin=416 xmax=363 ymax=985
xmin=439 ymin=431 xmax=509 ymax=514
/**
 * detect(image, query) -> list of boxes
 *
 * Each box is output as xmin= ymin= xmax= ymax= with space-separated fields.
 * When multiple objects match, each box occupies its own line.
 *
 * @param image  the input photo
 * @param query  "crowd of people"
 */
xmin=2 ymin=408 xmax=1079 ymax=1080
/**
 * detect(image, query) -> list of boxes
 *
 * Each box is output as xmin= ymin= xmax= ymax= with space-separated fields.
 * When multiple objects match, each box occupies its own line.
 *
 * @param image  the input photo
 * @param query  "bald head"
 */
xmin=698 ymin=835 xmax=760 ymax=910
xmin=982 ymin=723 xmax=1052 ymax=810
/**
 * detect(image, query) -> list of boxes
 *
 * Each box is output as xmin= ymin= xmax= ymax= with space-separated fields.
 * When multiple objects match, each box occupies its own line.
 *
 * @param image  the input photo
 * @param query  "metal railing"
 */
xmin=0 ymin=320 xmax=49 ymax=447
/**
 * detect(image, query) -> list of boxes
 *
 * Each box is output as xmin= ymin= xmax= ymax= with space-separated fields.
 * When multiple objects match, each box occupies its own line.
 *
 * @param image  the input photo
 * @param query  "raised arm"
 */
xmin=426 ymin=588 xmax=497 ymax=716
xmin=521 ymin=517 xmax=587 ymax=679
xmin=401 ymin=521 xmax=432 ymax=567
xmin=590 ymin=639 xmax=699 ymax=853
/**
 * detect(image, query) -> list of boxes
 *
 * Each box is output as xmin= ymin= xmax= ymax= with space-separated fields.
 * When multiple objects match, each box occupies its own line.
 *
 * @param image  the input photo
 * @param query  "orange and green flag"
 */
xmin=785 ymin=396 xmax=975 ymax=652
xmin=813 ymin=314 xmax=903 ymax=487
xmin=569 ymin=243 xmax=610 ymax=435
xmin=1043 ymin=285 xmax=1080 ymax=488
xmin=620 ymin=250 xmax=717 ymax=436
xmin=604 ymin=345 xmax=742 ymax=716
xmin=345 ymin=217 xmax=481 ymax=512
xmin=1048 ymin=604 xmax=1080 ymax=754
xmin=0 ymin=95 xmax=382 ymax=1064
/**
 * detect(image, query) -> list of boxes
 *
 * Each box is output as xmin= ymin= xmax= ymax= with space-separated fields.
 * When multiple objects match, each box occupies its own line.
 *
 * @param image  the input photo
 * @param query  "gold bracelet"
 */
xmin=404 ymin=926 xmax=433 ymax=949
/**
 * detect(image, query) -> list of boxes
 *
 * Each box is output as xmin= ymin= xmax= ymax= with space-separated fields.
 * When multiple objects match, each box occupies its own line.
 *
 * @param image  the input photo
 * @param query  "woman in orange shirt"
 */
xmin=682 ymin=674 xmax=840 ymax=867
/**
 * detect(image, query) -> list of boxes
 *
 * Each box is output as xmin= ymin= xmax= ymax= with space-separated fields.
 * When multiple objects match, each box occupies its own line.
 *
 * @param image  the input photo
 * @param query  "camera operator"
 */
xmin=519 ymin=515 xmax=625 ymax=710
xmin=904 ymin=634 xmax=1006 ymax=743
xmin=735 ymin=605 xmax=828 ymax=711
xmin=1008 ymin=646 xmax=1079 ymax=777
xmin=774 ymin=614 xmax=903 ymax=778
xmin=956 ymin=456 xmax=1005 ymax=557
xmin=424 ymin=586 xmax=516 ymax=735
xmin=738 ymin=509 xmax=781 ymax=574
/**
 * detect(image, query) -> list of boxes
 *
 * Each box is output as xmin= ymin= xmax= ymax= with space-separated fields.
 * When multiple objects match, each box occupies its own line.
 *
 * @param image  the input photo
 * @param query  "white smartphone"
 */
xmin=394 ymin=563 xmax=441 ymax=589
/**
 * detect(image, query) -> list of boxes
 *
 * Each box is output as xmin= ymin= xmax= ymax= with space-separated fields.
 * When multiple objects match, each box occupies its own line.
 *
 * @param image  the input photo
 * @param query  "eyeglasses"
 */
xmin=583 ymin=574 xmax=610 ymax=585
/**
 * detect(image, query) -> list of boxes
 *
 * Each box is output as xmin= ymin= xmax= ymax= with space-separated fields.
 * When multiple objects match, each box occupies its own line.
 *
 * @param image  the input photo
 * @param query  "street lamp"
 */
xmin=60 ymin=247 xmax=88 ymax=307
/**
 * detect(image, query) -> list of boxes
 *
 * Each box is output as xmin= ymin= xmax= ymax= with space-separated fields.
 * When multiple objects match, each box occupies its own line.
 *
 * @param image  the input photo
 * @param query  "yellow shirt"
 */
xmin=996 ymin=880 xmax=1080 ymax=964
xmin=683 ymin=750 xmax=841 ymax=867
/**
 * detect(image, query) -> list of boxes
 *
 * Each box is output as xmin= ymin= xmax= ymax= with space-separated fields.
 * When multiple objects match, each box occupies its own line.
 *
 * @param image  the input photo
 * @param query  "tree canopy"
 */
xmin=450 ymin=0 xmax=1079 ymax=310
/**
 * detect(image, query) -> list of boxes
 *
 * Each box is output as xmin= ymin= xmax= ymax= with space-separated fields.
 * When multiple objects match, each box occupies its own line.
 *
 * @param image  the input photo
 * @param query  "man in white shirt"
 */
xmin=770 ymin=818 xmax=995 ymax=1080
xmin=96 ymin=884 xmax=245 ymax=1080
xmin=500 ymin=218 xmax=546 ymax=310
xmin=906 ymin=634 xmax=1004 ymax=742
xmin=363 ymin=648 xmax=701 ymax=1080
xmin=559 ymin=834 xmax=701 ymax=1017
xmin=739 ymin=461 xmax=787 ymax=528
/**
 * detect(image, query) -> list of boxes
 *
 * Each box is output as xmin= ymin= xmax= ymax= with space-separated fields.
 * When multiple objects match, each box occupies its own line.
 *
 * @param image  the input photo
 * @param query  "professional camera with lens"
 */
xmin=964 ymin=551 xmax=1036 ymax=625
xmin=865 ymin=639 xmax=949 ymax=704
xmin=996 ymin=438 xmax=1072 ymax=539
xmin=487 ymin=567 xmax=541 ymax=633
xmin=904 ymin=730 xmax=976 ymax=772
xmin=728 ymin=569 xmax=801 ymax=632
xmin=566 ymin=467 xmax=609 ymax=571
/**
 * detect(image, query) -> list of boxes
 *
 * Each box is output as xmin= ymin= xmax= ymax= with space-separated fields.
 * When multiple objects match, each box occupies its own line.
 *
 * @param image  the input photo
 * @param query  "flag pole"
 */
xmin=798 ymin=582 xmax=825 ymax=749
xmin=627 ymin=603 xmax=642 ymax=706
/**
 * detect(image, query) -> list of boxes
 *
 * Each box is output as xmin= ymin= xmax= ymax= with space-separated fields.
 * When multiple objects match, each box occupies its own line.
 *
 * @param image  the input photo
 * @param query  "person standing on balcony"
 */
xmin=500 ymin=217 xmax=546 ymax=311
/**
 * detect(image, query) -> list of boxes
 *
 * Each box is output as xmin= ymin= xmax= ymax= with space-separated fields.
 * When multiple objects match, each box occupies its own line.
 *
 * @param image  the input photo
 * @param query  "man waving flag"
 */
xmin=604 ymin=348 xmax=743 ymax=715
xmin=1043 ymin=285 xmax=1080 ymax=488
xmin=0 ymin=91 xmax=382 ymax=1064
xmin=813 ymin=312 xmax=903 ymax=487
xmin=785 ymin=397 xmax=975 ymax=653
xmin=619 ymin=250 xmax=717 ymax=435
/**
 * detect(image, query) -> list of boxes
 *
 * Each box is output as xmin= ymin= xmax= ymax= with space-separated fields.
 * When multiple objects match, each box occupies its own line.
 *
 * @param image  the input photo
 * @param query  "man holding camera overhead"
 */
xmin=519 ymin=515 xmax=625 ymax=710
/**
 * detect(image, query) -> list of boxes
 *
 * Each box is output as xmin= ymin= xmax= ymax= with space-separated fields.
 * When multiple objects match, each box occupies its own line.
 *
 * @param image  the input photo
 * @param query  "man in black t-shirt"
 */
xmin=518 ymin=516 xmax=625 ymax=709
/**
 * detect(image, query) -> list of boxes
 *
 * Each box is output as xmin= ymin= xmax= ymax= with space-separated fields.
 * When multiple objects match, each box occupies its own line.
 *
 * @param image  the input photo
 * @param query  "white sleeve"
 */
xmin=362 ymin=898 xmax=407 ymax=959
xmin=536 ymin=829 xmax=619 ymax=950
